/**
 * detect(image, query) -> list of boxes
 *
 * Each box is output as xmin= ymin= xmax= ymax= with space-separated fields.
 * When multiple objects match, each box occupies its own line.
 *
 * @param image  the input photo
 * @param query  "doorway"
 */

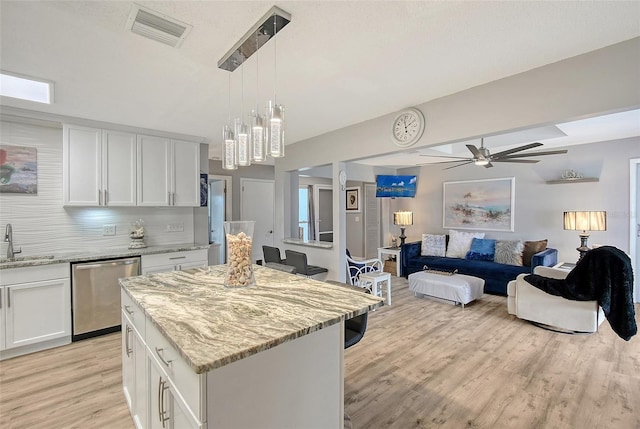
xmin=314 ymin=185 xmax=333 ymax=242
xmin=240 ymin=178 xmax=275 ymax=262
xmin=209 ymin=175 xmax=231 ymax=265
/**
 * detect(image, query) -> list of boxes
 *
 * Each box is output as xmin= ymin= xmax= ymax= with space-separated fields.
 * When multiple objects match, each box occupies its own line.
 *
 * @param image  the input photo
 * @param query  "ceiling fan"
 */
xmin=420 ymin=138 xmax=568 ymax=169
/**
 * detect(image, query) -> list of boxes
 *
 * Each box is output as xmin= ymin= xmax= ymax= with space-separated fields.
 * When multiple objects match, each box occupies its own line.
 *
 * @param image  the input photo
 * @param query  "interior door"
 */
xmin=633 ymin=160 xmax=640 ymax=303
xmin=241 ymin=179 xmax=275 ymax=262
xmin=364 ymin=183 xmax=380 ymax=258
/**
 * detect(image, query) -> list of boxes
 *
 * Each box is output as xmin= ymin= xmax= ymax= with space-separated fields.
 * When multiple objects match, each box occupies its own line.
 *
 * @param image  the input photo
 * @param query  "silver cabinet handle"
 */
xmin=158 ymin=377 xmax=169 ymax=427
xmin=169 ymin=256 xmax=186 ymax=260
xmin=6 ymin=287 xmax=9 ymax=308
xmin=124 ymin=304 xmax=134 ymax=315
xmin=98 ymin=190 xmax=102 ymax=206
xmin=168 ymin=192 xmax=171 ymax=206
xmin=104 ymin=189 xmax=108 ymax=205
xmin=125 ymin=325 xmax=132 ymax=357
xmin=155 ymin=347 xmax=172 ymax=367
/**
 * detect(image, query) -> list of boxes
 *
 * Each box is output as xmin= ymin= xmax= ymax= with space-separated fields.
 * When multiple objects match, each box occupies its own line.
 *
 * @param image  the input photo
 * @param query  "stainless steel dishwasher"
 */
xmin=71 ymin=256 xmax=140 ymax=341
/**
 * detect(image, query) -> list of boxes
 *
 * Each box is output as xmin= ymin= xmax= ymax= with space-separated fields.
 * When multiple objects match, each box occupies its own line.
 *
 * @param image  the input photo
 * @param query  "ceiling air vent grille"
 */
xmin=127 ymin=4 xmax=192 ymax=48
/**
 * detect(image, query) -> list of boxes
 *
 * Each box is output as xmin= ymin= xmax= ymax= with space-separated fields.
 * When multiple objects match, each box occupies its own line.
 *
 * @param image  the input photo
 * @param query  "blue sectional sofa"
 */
xmin=400 ymin=241 xmax=558 ymax=296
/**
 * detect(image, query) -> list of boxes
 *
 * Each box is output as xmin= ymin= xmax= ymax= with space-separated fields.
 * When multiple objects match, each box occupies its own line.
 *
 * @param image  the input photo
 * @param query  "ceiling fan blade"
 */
xmin=465 ymin=144 xmax=483 ymax=158
xmin=497 ymin=149 xmax=568 ymax=159
xmin=418 ymin=154 xmax=471 ymax=160
xmin=484 ymin=162 xmax=493 ymax=168
xmin=417 ymin=159 xmax=470 ymax=166
xmin=492 ymin=159 xmax=540 ymax=163
xmin=490 ymin=142 xmax=543 ymax=158
xmin=444 ymin=161 xmax=474 ymax=170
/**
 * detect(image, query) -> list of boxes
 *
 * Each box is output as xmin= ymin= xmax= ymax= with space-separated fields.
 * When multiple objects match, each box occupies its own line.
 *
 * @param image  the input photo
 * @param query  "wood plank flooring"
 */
xmin=1 ymin=277 xmax=639 ymax=428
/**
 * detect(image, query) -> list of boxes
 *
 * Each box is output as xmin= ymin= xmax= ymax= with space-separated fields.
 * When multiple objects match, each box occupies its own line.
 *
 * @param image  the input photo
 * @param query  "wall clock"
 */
xmin=391 ymin=107 xmax=425 ymax=147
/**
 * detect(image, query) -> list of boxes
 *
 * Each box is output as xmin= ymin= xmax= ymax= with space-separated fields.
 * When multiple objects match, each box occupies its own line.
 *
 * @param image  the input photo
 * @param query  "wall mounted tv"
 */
xmin=375 ymin=175 xmax=417 ymax=198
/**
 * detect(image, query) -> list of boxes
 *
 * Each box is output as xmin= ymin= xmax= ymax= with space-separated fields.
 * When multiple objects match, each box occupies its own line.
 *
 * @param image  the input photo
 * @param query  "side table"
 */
xmin=360 ymin=271 xmax=392 ymax=306
xmin=377 ymin=247 xmax=401 ymax=277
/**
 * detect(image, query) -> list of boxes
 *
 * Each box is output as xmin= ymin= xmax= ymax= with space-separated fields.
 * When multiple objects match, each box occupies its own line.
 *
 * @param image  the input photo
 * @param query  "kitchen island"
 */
xmin=120 ymin=264 xmax=383 ymax=429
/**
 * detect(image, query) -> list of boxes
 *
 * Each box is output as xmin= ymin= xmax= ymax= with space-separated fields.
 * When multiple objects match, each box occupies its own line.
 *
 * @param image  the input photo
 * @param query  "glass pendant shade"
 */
xmin=267 ymin=100 xmax=285 ymax=158
xmin=222 ymin=125 xmax=237 ymax=170
xmin=251 ymin=110 xmax=266 ymax=162
xmin=235 ymin=118 xmax=251 ymax=166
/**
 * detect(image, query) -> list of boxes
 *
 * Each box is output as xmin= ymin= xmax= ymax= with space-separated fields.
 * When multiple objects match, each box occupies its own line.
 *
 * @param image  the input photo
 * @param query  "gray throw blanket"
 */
xmin=524 ymin=246 xmax=637 ymax=341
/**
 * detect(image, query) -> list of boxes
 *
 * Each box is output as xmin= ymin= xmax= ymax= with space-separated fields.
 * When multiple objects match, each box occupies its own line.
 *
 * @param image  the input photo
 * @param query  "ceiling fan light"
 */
xmin=474 ymin=159 xmax=489 ymax=166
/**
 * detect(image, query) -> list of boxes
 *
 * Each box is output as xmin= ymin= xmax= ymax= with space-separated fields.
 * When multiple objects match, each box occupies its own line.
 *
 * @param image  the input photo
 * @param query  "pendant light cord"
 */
xmin=273 ymin=13 xmax=277 ymax=104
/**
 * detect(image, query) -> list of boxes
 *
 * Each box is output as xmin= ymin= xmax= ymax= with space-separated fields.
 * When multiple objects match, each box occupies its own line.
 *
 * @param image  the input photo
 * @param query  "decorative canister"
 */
xmin=224 ymin=221 xmax=256 ymax=288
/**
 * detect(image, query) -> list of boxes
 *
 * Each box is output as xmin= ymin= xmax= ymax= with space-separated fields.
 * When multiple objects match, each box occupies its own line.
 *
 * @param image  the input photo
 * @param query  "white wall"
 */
xmin=390 ymin=137 xmax=640 ymax=263
xmin=0 ymin=120 xmax=197 ymax=256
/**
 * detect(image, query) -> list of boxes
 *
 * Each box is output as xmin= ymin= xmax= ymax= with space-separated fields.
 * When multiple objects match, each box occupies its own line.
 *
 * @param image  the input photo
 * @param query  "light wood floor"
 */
xmin=1 ymin=277 xmax=639 ymax=429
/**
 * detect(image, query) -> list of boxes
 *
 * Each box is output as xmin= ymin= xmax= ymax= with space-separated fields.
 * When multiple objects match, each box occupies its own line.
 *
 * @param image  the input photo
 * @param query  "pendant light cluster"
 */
xmin=218 ymin=6 xmax=290 ymax=170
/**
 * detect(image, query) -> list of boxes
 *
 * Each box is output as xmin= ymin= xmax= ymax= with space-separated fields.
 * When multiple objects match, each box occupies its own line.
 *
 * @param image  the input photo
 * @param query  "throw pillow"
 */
xmin=522 ymin=239 xmax=548 ymax=267
xmin=421 ymin=234 xmax=446 ymax=257
xmin=446 ymin=230 xmax=485 ymax=259
xmin=494 ymin=240 xmax=524 ymax=266
xmin=465 ymin=238 xmax=496 ymax=261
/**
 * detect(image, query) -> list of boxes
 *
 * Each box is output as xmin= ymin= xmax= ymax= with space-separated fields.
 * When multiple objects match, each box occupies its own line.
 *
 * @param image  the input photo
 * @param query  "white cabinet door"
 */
xmin=177 ymin=260 xmax=208 ymax=271
xmin=0 ymin=288 xmax=5 ymax=350
xmin=137 ymin=135 xmax=171 ymax=206
xmin=141 ymin=265 xmax=175 ymax=275
xmin=103 ymin=129 xmax=137 ymax=206
xmin=123 ymin=313 xmax=147 ymax=429
xmin=63 ymin=124 xmax=101 ymax=206
xmin=4 ymin=278 xmax=71 ymax=349
xmin=148 ymin=356 xmax=196 ymax=429
xmin=171 ymin=140 xmax=199 ymax=207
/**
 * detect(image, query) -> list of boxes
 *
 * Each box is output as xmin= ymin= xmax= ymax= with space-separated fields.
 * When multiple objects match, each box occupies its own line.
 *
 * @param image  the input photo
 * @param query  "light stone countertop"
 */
xmin=0 ymin=243 xmax=210 ymax=270
xmin=120 ymin=264 xmax=383 ymax=374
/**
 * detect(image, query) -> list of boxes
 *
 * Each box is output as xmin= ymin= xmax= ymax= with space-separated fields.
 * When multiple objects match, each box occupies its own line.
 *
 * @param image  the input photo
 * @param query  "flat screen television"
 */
xmin=375 ymin=175 xmax=417 ymax=198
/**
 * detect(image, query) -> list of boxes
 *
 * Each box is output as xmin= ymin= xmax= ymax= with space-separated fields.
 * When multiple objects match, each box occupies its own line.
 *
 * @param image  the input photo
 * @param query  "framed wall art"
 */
xmin=443 ymin=177 xmax=515 ymax=231
xmin=0 ymin=145 xmax=37 ymax=194
xmin=346 ymin=186 xmax=360 ymax=212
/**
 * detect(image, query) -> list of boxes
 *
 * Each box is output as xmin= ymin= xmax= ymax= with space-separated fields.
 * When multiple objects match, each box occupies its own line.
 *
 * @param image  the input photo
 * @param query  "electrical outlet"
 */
xmin=166 ymin=223 xmax=184 ymax=232
xmin=103 ymin=224 xmax=116 ymax=236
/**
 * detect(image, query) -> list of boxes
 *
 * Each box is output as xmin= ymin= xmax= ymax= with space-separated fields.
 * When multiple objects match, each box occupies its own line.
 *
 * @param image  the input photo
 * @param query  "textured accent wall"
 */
xmin=0 ymin=121 xmax=194 ymax=257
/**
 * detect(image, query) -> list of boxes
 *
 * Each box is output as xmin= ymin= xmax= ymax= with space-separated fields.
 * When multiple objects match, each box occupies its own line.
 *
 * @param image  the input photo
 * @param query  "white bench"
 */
xmin=408 ymin=271 xmax=484 ymax=308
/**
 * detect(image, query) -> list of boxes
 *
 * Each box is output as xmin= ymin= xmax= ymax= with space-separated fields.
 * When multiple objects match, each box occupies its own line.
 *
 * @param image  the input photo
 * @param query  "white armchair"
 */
xmin=345 ymin=253 xmax=383 ymax=286
xmin=507 ymin=265 xmax=604 ymax=333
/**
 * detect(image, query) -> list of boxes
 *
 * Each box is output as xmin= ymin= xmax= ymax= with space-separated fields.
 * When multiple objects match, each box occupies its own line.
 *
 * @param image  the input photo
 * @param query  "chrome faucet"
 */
xmin=4 ymin=224 xmax=22 ymax=260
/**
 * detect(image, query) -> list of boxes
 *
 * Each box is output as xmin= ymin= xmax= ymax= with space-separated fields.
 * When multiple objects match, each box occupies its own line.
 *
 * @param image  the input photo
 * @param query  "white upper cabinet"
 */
xmin=63 ymin=125 xmax=101 ymax=206
xmin=63 ymin=125 xmax=199 ymax=207
xmin=63 ymin=125 xmax=136 ymax=206
xmin=137 ymin=135 xmax=199 ymax=207
xmin=137 ymin=135 xmax=171 ymax=206
xmin=171 ymin=139 xmax=199 ymax=207
xmin=102 ymin=130 xmax=137 ymax=206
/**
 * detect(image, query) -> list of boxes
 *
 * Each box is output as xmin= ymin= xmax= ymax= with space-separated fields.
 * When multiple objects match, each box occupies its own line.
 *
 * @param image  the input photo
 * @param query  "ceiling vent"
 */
xmin=126 ymin=4 xmax=192 ymax=48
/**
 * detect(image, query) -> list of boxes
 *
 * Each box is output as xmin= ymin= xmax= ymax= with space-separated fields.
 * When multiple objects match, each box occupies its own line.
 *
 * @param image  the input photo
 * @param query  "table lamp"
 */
xmin=563 ymin=211 xmax=606 ymax=260
xmin=393 ymin=211 xmax=413 ymax=246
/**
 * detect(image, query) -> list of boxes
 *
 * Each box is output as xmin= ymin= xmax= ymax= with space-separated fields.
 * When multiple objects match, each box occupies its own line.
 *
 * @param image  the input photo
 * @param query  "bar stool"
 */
xmin=359 ymin=271 xmax=392 ymax=305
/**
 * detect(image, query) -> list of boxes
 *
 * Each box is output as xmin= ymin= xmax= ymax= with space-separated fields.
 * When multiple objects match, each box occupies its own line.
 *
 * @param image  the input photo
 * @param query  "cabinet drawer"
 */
xmin=146 ymin=318 xmax=203 ymax=423
xmin=0 ymin=263 xmax=69 ymax=286
xmin=121 ymin=290 xmax=145 ymax=337
xmin=142 ymin=250 xmax=207 ymax=270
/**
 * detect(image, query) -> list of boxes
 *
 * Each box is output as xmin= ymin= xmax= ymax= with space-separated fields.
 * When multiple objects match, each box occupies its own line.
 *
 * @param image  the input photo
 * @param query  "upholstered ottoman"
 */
xmin=408 ymin=271 xmax=484 ymax=308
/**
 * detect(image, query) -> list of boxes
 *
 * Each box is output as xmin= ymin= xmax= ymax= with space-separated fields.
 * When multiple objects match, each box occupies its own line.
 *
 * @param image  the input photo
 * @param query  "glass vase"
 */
xmin=224 ymin=221 xmax=256 ymax=288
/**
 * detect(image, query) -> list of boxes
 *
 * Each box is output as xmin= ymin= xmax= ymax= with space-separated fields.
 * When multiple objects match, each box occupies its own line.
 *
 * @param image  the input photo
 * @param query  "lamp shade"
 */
xmin=393 ymin=211 xmax=413 ymax=226
xmin=563 ymin=211 xmax=607 ymax=232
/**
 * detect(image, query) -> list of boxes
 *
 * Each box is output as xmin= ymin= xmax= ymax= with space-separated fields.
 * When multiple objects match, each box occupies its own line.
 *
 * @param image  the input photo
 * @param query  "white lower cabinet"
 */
xmin=141 ymin=250 xmax=208 ymax=275
xmin=122 ymin=290 xmax=205 ymax=429
xmin=0 ymin=264 xmax=71 ymax=359
xmin=122 ymin=311 xmax=147 ymax=429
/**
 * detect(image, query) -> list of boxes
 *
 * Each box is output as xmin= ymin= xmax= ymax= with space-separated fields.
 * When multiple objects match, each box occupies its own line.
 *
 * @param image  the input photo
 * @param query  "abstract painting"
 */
xmin=443 ymin=177 xmax=514 ymax=231
xmin=0 ymin=145 xmax=37 ymax=194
